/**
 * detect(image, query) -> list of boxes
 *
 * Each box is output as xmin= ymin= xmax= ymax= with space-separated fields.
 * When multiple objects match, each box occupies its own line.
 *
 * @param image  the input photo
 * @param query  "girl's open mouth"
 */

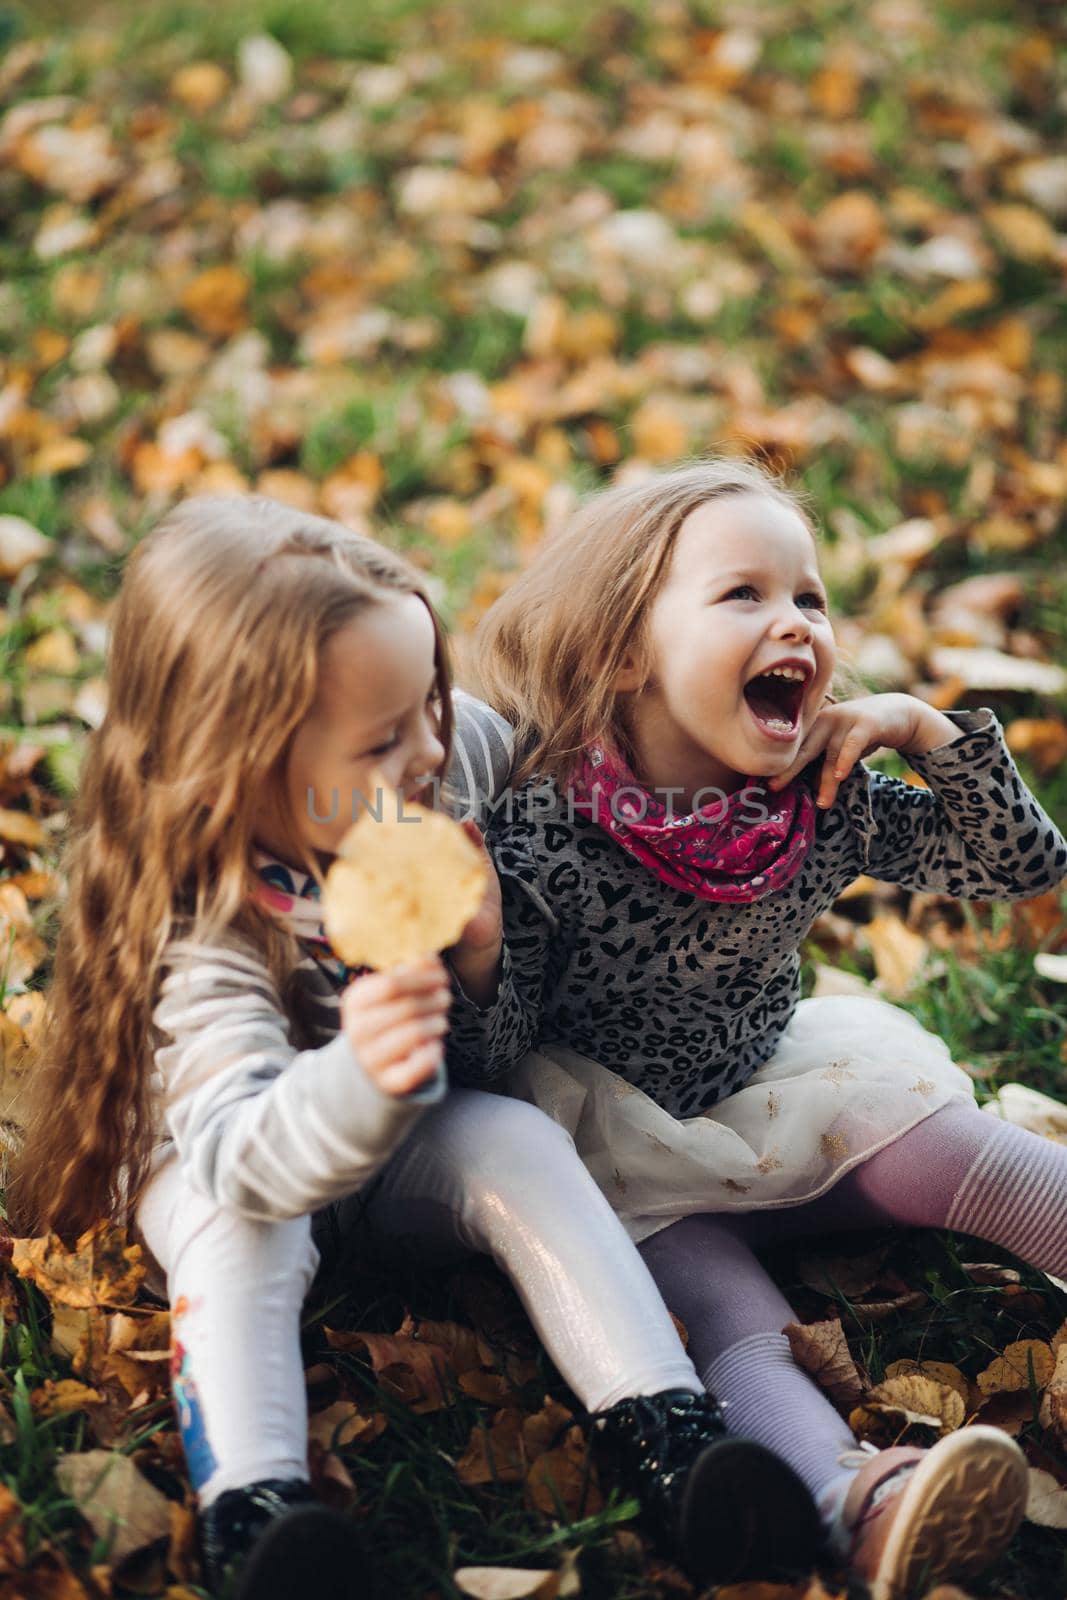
xmin=742 ymin=668 xmax=807 ymax=741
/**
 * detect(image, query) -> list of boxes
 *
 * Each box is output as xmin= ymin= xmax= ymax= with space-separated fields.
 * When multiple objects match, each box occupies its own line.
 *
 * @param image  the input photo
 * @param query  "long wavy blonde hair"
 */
xmin=10 ymin=496 xmax=453 ymax=1239
xmin=475 ymin=457 xmax=863 ymax=786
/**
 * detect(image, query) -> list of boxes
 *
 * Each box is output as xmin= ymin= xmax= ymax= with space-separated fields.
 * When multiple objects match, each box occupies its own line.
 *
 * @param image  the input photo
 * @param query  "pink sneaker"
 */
xmin=832 ymin=1427 xmax=1028 ymax=1600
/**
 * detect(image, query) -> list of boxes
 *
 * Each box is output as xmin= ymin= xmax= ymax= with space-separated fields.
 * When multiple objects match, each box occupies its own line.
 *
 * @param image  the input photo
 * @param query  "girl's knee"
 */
xmin=444 ymin=1091 xmax=578 ymax=1182
xmin=162 ymin=1192 xmax=319 ymax=1302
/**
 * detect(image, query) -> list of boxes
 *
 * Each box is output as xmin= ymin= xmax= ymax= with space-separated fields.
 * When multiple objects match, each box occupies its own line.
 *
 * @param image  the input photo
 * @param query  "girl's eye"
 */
xmin=726 ymin=584 xmax=758 ymax=600
xmin=798 ymin=593 xmax=827 ymax=610
xmin=366 ymin=734 xmax=399 ymax=757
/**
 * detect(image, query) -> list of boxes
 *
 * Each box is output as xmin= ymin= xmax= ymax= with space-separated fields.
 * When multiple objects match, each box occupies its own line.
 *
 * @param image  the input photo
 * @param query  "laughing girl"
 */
xmin=447 ymin=457 xmax=1067 ymax=1600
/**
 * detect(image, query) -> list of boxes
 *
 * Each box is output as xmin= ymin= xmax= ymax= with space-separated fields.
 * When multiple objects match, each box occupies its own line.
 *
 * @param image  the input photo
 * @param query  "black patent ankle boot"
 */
xmin=199 ymin=1477 xmax=365 ymax=1599
xmin=590 ymin=1389 xmax=822 ymax=1584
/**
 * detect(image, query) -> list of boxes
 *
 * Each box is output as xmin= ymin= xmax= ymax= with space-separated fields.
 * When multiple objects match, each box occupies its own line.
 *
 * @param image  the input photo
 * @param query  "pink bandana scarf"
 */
xmin=250 ymin=846 xmax=367 ymax=989
xmin=569 ymin=743 xmax=816 ymax=904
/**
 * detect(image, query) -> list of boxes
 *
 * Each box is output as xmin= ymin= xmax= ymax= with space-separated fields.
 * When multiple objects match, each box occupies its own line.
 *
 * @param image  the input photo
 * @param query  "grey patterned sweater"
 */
xmin=446 ymin=706 xmax=1067 ymax=1119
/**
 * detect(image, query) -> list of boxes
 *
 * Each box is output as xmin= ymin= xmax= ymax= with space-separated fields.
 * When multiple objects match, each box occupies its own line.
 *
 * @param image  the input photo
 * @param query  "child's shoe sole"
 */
xmin=863 ymin=1425 xmax=1028 ymax=1600
xmin=677 ymin=1435 xmax=824 ymax=1584
xmin=231 ymin=1504 xmax=365 ymax=1600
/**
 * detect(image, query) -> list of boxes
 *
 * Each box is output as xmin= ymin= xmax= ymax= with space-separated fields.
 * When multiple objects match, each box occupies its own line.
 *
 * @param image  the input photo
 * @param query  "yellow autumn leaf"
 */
xmin=864 ymin=913 xmax=930 ymax=999
xmin=976 ymin=1339 xmax=1054 ymax=1396
xmin=179 ymin=265 xmax=249 ymax=339
xmin=323 ymin=799 xmax=487 ymax=971
xmin=783 ymin=1319 xmax=865 ymax=1409
xmin=862 ymin=1374 xmax=965 ymax=1434
xmin=0 ymin=808 xmax=45 ymax=849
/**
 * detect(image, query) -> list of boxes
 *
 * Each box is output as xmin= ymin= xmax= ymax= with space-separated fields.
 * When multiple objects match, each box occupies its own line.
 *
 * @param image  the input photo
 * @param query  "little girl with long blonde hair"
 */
xmin=448 ymin=457 xmax=1067 ymax=1600
xmin=11 ymin=495 xmax=823 ymax=1599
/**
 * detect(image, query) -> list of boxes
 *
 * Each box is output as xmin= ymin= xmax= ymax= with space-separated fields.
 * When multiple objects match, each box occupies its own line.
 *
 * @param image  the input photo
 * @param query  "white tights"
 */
xmin=138 ymin=1089 xmax=699 ymax=1505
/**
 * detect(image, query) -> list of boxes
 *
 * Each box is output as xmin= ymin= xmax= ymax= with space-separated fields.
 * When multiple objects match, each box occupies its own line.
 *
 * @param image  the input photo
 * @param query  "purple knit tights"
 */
xmin=639 ymin=1101 xmax=1067 ymax=1520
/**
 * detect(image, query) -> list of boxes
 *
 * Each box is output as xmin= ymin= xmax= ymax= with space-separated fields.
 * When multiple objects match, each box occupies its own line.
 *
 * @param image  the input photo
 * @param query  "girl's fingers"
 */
xmin=352 ymin=1012 xmax=450 ymax=1070
xmin=816 ymin=720 xmax=874 ymax=806
xmin=829 ymin=720 xmax=875 ymax=780
xmin=374 ymin=1042 xmax=444 ymax=1097
xmin=816 ymin=761 xmax=840 ymax=809
xmin=769 ymin=720 xmax=832 ymax=792
xmin=342 ymin=988 xmax=451 ymax=1041
xmin=344 ymin=990 xmax=452 ymax=1036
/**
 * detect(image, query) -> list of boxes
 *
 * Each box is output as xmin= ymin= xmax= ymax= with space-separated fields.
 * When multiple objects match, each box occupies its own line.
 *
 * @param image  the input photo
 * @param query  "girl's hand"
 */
xmin=767 ymin=693 xmax=948 ymax=810
xmin=441 ymin=820 xmax=504 ymax=1009
xmin=341 ymin=956 xmax=452 ymax=1097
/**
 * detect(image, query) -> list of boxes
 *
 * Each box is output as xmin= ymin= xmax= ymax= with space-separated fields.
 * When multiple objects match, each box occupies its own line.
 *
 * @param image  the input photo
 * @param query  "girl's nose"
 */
xmin=773 ymin=601 xmax=814 ymax=640
xmin=410 ymin=728 xmax=446 ymax=789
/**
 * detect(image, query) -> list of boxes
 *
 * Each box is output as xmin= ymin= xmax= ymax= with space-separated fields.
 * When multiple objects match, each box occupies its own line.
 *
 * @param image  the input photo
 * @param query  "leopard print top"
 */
xmin=447 ymin=706 xmax=1067 ymax=1118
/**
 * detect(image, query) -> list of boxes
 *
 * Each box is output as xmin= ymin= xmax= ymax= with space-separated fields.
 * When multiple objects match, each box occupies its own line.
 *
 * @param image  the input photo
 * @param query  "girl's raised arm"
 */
xmin=846 ymin=706 xmax=1067 ymax=899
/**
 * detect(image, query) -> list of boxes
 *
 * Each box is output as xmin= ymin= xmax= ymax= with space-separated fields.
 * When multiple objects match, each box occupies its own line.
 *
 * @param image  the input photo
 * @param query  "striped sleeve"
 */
xmin=442 ymin=689 xmax=514 ymax=827
xmin=152 ymin=936 xmax=435 ymax=1221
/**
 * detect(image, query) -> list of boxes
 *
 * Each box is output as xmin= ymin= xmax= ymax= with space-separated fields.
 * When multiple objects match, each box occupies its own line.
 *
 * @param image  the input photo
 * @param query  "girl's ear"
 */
xmin=613 ymin=650 xmax=643 ymax=693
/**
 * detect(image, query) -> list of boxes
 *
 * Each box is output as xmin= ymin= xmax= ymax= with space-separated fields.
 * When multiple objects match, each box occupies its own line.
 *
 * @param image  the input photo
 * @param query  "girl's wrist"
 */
xmin=446 ymin=942 xmax=503 ymax=1009
xmin=901 ymin=704 xmax=960 ymax=758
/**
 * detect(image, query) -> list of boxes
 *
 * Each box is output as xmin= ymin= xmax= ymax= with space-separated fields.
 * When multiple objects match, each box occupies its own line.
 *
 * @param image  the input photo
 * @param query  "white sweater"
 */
xmin=148 ymin=691 xmax=513 ymax=1221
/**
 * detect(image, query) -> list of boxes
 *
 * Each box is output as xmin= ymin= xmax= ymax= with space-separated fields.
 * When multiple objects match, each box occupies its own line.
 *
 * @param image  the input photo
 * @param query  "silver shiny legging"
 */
xmin=137 ymin=1088 xmax=699 ymax=1505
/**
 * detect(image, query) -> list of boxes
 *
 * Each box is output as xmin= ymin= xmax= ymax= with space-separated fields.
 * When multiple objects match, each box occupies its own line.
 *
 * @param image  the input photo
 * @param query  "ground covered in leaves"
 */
xmin=0 ymin=0 xmax=1066 ymax=1595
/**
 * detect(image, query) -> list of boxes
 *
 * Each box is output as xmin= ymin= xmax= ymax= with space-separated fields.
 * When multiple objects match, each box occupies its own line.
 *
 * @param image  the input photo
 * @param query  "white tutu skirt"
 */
xmin=509 ymin=994 xmax=978 ymax=1242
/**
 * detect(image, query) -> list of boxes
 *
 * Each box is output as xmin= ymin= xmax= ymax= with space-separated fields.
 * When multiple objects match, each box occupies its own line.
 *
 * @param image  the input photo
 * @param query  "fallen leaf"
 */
xmin=31 ymin=1378 xmax=104 ymax=1417
xmin=928 ymin=646 xmax=1067 ymax=695
xmin=459 ymin=1372 xmax=523 ymax=1406
xmin=53 ymin=1452 xmax=172 ymax=1566
xmin=1025 ymin=1466 xmax=1067 ymax=1528
xmin=307 ymin=1401 xmax=387 ymax=1451
xmin=1038 ymin=1343 xmax=1067 ymax=1442
xmin=395 ymin=1313 xmax=485 ymax=1376
xmin=237 ymin=34 xmax=293 ymax=105
xmin=12 ymin=1225 xmax=145 ymax=1309
xmin=972 ymin=1390 xmax=1033 ymax=1436
xmin=524 ymin=1424 xmax=602 ymax=1518
xmin=179 ymin=266 xmax=249 ymax=340
xmin=0 ymin=1483 xmax=25 ymax=1573
xmin=864 ymin=913 xmax=930 ymax=999
xmin=783 ymin=1320 xmax=865 ymax=1409
xmin=169 ymin=62 xmax=229 ymax=112
xmin=29 ymin=437 xmax=91 ymax=477
xmin=454 ymin=1567 xmax=559 ymax=1599
xmin=976 ymin=1339 xmax=1054 ymax=1396
xmin=19 ymin=1556 xmax=92 ymax=1597
xmin=1006 ymin=720 xmax=1067 ymax=776
xmin=324 ymin=1325 xmax=459 ymax=1411
xmin=23 ymin=630 xmax=80 ymax=676
xmin=812 ymin=191 xmax=886 ymax=272
xmin=15 ymin=122 xmax=123 ymax=203
xmin=982 ymin=1082 xmax=1067 ymax=1143
xmin=797 ymin=1247 xmax=886 ymax=1299
xmin=456 ymin=1407 xmax=526 ymax=1486
xmin=884 ymin=1360 xmax=972 ymax=1413
xmin=964 ymin=1262 xmax=1025 ymax=1288
xmin=0 ymin=807 xmax=46 ymax=849
xmin=862 ymin=1374 xmax=965 ymax=1434
xmin=984 ymin=204 xmax=1059 ymax=263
